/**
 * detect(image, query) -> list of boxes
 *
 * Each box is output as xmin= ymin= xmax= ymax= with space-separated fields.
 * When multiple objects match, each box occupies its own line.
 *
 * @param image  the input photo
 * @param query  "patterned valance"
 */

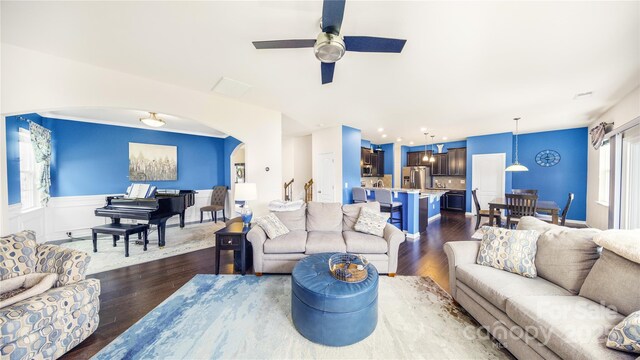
xmin=590 ymin=122 xmax=611 ymax=150
xmin=28 ymin=121 xmax=52 ymax=206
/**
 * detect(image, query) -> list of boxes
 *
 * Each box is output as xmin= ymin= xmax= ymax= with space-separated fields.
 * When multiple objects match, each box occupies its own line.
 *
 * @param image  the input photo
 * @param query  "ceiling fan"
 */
xmin=252 ymin=0 xmax=407 ymax=84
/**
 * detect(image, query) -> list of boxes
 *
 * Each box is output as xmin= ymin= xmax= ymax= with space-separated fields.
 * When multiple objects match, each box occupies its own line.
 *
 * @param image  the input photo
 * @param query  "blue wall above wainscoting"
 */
xmin=5 ymin=114 xmax=230 ymax=204
xmin=342 ymin=126 xmax=362 ymax=204
xmin=512 ymin=128 xmax=588 ymax=220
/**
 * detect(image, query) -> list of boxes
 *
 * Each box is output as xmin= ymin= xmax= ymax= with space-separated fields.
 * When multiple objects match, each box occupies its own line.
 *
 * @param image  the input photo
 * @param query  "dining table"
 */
xmin=487 ymin=197 xmax=560 ymax=225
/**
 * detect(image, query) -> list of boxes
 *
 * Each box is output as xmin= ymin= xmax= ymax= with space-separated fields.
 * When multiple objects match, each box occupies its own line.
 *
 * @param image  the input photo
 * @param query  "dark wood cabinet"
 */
xmin=407 ymin=151 xmax=432 ymax=167
xmin=447 ymin=148 xmax=467 ymax=176
xmin=444 ymin=190 xmax=466 ymax=212
xmin=361 ymin=147 xmax=371 ymax=165
xmin=432 ymin=153 xmax=448 ymax=175
xmin=361 ymin=148 xmax=385 ymax=177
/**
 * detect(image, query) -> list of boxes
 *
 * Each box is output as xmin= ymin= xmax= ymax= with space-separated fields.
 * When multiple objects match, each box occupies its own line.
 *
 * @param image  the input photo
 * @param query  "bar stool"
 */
xmin=374 ymin=189 xmax=403 ymax=230
xmin=352 ymin=187 xmax=368 ymax=204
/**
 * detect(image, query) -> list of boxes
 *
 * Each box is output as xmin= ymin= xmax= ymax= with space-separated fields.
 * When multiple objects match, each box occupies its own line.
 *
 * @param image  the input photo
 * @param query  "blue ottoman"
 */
xmin=291 ymin=253 xmax=379 ymax=346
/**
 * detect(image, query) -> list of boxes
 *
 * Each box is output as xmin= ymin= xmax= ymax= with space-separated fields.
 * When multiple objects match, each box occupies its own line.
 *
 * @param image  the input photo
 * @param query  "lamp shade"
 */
xmin=505 ymin=162 xmax=529 ymax=172
xmin=235 ymin=183 xmax=257 ymax=201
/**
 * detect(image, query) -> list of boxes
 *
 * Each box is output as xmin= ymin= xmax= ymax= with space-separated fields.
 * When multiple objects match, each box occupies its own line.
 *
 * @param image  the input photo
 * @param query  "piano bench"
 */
xmin=92 ymin=223 xmax=149 ymax=257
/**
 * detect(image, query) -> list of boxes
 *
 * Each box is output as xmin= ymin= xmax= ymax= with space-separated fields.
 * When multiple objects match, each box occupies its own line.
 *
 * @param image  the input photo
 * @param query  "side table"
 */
xmin=215 ymin=222 xmax=253 ymax=275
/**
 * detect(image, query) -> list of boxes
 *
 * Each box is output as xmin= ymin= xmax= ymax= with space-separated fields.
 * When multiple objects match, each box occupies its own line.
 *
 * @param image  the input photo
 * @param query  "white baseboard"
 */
xmin=404 ymin=231 xmax=421 ymax=241
xmin=6 ymin=189 xmax=222 ymax=242
xmin=428 ymin=214 xmax=441 ymax=222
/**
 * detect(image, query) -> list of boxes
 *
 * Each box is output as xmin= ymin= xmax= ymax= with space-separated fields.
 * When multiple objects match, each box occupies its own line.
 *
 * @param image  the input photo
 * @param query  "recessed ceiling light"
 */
xmin=420 ymin=127 xmax=427 ymax=132
xmin=396 ymin=137 xmax=402 ymax=142
xmin=574 ymin=91 xmax=593 ymax=99
xmin=377 ymin=128 xmax=384 ymax=132
xmin=381 ymin=134 xmax=387 ymax=138
xmin=442 ymin=136 xmax=448 ymax=140
xmin=409 ymin=141 xmax=414 ymax=145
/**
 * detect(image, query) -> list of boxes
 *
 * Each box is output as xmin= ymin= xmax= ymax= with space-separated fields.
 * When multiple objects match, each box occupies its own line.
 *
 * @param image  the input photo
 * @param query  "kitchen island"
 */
xmin=362 ymin=187 xmax=449 ymax=238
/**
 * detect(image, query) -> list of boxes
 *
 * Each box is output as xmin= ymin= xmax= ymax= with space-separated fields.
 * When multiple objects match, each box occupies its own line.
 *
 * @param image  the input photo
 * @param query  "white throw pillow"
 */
xmin=354 ymin=207 xmax=388 ymax=237
xmin=255 ymin=213 xmax=290 ymax=239
xmin=476 ymin=226 xmax=540 ymax=278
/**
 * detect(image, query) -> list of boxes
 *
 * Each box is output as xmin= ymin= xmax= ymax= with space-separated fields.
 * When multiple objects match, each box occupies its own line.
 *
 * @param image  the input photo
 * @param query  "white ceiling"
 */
xmin=39 ymin=108 xmax=228 ymax=138
xmin=2 ymin=1 xmax=639 ymax=144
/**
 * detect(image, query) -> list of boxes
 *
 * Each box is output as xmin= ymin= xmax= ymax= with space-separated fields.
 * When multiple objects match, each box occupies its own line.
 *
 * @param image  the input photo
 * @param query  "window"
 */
xmin=597 ymin=140 xmax=610 ymax=205
xmin=19 ymin=128 xmax=40 ymax=210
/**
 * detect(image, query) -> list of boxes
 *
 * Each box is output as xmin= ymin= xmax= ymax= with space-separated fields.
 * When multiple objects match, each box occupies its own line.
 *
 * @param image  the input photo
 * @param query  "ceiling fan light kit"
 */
xmin=252 ymin=0 xmax=406 ymax=84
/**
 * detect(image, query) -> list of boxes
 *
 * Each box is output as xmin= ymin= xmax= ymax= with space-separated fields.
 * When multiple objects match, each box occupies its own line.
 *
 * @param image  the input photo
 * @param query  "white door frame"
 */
xmin=471 ymin=153 xmax=506 ymax=214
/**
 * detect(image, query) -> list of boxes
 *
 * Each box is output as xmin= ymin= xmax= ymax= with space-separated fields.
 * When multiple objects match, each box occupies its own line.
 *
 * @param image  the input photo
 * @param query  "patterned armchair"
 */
xmin=0 ymin=230 xmax=100 ymax=360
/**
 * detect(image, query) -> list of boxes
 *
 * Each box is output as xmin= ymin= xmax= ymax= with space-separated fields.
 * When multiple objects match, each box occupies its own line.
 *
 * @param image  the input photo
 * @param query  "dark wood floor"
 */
xmin=62 ymin=210 xmax=475 ymax=359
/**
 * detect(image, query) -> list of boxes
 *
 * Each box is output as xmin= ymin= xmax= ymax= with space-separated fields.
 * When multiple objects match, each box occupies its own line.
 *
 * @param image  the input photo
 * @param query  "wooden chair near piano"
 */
xmin=200 ymin=186 xmax=228 ymax=223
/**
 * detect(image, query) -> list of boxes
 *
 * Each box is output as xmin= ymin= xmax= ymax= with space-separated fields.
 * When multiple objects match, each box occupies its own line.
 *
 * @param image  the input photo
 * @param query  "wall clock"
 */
xmin=535 ymin=149 xmax=561 ymax=167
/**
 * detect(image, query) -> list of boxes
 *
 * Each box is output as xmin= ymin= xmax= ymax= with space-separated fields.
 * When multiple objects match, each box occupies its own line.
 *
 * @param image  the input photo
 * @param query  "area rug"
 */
xmin=62 ymin=222 xmax=224 ymax=275
xmin=92 ymin=275 xmax=512 ymax=359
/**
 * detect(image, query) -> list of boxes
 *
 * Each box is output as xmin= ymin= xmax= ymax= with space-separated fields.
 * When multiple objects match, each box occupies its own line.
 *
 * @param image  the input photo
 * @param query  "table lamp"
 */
xmin=234 ymin=183 xmax=257 ymax=226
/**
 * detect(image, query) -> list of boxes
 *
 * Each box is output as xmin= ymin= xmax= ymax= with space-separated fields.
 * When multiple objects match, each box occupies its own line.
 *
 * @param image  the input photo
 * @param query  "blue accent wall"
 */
xmin=466 ymin=132 xmax=514 ymax=212
xmin=342 ymin=126 xmax=362 ymax=204
xmin=406 ymin=140 xmax=467 ymax=154
xmin=361 ymin=139 xmax=371 ymax=149
xmin=512 ymin=128 xmax=588 ymax=220
xmin=6 ymin=114 xmax=229 ymax=203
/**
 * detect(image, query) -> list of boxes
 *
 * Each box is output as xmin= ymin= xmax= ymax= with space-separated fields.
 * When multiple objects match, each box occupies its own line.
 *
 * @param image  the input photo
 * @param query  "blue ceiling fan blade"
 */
xmin=322 ymin=0 xmax=346 ymax=35
xmin=321 ymin=62 xmax=335 ymax=84
xmin=344 ymin=36 xmax=406 ymax=53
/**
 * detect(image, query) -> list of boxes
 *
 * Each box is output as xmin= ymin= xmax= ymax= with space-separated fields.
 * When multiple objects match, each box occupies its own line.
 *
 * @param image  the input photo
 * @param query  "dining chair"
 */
xmin=374 ymin=189 xmax=403 ymax=230
xmin=537 ymin=192 xmax=574 ymax=226
xmin=471 ymin=189 xmax=501 ymax=229
xmin=200 ymin=186 xmax=228 ymax=223
xmin=352 ymin=187 xmax=368 ymax=204
xmin=512 ymin=189 xmax=539 ymax=195
xmin=505 ymin=194 xmax=538 ymax=228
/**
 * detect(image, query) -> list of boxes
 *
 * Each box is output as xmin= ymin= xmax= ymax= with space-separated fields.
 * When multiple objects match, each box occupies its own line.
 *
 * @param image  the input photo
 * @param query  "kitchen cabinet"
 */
xmin=447 ymin=148 xmax=467 ymax=176
xmin=361 ymin=148 xmax=385 ymax=177
xmin=444 ymin=190 xmax=466 ymax=212
xmin=361 ymin=147 xmax=371 ymax=165
xmin=407 ymin=151 xmax=432 ymax=167
xmin=432 ymin=153 xmax=448 ymax=175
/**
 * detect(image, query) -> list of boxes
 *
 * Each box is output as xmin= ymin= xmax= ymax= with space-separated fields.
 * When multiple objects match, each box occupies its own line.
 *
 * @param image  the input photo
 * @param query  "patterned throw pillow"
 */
xmin=607 ymin=311 xmax=640 ymax=354
xmin=354 ymin=207 xmax=388 ymax=237
xmin=0 ymin=230 xmax=38 ymax=281
xmin=476 ymin=227 xmax=540 ymax=278
xmin=255 ymin=213 xmax=290 ymax=239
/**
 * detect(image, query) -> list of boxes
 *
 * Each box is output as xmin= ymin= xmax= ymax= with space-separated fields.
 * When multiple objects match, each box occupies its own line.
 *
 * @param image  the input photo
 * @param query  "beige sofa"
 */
xmin=247 ymin=201 xmax=406 ymax=275
xmin=444 ymin=217 xmax=638 ymax=360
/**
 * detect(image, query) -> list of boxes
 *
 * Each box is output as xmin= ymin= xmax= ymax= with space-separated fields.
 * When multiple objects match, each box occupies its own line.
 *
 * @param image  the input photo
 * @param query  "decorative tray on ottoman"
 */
xmin=328 ymin=253 xmax=369 ymax=283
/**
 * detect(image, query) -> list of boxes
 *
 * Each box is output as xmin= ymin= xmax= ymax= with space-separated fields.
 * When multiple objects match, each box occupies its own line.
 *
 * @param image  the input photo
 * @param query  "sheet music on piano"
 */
xmin=125 ymin=184 xmax=157 ymax=199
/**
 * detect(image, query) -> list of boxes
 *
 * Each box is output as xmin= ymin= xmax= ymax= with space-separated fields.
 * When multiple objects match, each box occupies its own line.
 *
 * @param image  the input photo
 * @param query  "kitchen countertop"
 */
xmin=363 ymin=187 xmax=451 ymax=199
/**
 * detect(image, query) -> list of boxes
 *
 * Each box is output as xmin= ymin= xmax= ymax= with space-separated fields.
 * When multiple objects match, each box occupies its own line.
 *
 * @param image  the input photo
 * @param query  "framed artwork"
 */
xmin=129 ymin=143 xmax=177 ymax=181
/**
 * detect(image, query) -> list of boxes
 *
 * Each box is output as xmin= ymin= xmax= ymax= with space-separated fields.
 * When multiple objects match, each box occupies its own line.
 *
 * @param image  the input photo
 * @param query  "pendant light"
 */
xmin=429 ymin=135 xmax=436 ymax=162
xmin=422 ymin=132 xmax=429 ymax=162
xmin=505 ymin=117 xmax=528 ymax=172
xmin=139 ymin=112 xmax=166 ymax=128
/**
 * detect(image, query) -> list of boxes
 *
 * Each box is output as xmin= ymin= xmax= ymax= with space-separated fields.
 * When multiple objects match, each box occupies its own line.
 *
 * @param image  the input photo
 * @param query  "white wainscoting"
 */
xmin=6 ymin=189 xmax=235 ymax=242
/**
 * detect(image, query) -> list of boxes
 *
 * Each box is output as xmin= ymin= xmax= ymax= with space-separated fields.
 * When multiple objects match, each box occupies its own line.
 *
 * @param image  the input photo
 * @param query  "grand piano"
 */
xmin=95 ymin=189 xmax=196 ymax=247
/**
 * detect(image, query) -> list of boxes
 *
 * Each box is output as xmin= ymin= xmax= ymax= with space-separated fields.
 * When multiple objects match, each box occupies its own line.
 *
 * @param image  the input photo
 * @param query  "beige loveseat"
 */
xmin=247 ymin=201 xmax=406 ymax=275
xmin=444 ymin=217 xmax=638 ymax=360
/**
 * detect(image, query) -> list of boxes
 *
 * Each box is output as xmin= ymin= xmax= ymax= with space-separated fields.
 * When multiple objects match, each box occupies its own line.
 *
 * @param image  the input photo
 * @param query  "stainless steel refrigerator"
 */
xmin=402 ymin=166 xmax=432 ymax=190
